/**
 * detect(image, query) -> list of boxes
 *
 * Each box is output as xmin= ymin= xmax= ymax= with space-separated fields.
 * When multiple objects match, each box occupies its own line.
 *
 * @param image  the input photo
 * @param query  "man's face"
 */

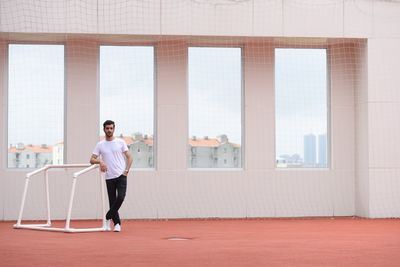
xmin=104 ymin=124 xmax=115 ymax=138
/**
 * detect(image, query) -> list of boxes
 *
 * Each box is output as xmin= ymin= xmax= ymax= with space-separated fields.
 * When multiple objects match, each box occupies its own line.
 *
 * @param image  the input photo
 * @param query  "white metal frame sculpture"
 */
xmin=13 ymin=164 xmax=107 ymax=233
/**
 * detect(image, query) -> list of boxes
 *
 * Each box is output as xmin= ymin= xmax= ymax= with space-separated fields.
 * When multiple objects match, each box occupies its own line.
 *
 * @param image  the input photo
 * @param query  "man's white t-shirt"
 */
xmin=92 ymin=138 xmax=129 ymax=180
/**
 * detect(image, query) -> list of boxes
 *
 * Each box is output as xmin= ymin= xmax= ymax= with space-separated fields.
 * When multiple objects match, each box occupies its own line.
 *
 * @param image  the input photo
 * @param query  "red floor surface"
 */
xmin=1 ymin=218 xmax=400 ymax=267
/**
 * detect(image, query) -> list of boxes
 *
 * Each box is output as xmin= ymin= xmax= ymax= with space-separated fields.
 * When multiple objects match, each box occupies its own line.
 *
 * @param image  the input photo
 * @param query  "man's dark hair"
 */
xmin=103 ymin=120 xmax=115 ymax=129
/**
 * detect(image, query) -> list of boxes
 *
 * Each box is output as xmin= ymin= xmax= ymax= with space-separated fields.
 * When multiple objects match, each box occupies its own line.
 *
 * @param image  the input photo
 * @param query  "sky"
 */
xmin=8 ymin=45 xmax=327 ymax=159
xmin=188 ymin=47 xmax=242 ymax=144
xmin=99 ymin=46 xmax=154 ymax=138
xmin=8 ymin=44 xmax=64 ymax=146
xmin=275 ymin=48 xmax=327 ymax=158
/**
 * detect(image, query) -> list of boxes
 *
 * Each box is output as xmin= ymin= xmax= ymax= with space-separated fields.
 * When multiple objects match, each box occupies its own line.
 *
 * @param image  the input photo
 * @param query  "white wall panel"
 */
xmin=161 ymin=0 xmax=191 ymax=35
xmin=354 ymin=41 xmax=368 ymax=105
xmin=157 ymin=40 xmax=188 ymax=106
xmin=372 ymin=0 xmax=400 ymax=38
xmin=331 ymin=106 xmax=355 ymax=170
xmin=283 ymin=0 xmax=344 ymax=37
xmin=369 ymin=169 xmax=400 ymax=218
xmin=97 ymin=0 xmax=160 ymax=35
xmin=245 ymin=171 xmax=275 ymax=217
xmin=354 ymin=40 xmax=369 ymax=217
xmin=4 ymin=173 xmax=35 ymax=220
xmin=190 ymin=1 xmax=217 ymax=36
xmin=355 ymin=103 xmax=370 ymax=217
xmin=368 ymin=103 xmax=400 ymax=169
xmin=344 ymin=0 xmax=373 ymax=38
xmin=0 ymin=0 xmax=399 ymax=39
xmin=274 ymin=170 xmax=333 ymax=217
xmin=332 ymin=170 xmax=355 ymax=216
xmin=215 ymin=0 xmax=253 ymax=36
xmin=157 ymin=105 xmax=187 ymax=170
xmin=330 ymin=43 xmax=356 ymax=107
xmin=360 ymin=38 xmax=400 ymax=218
xmin=244 ymin=42 xmax=275 ymax=170
xmin=70 ymin=170 xmax=104 ymax=220
xmin=156 ymin=171 xmax=188 ymax=218
xmin=253 ymin=0 xmax=283 ymax=37
xmin=66 ymin=0 xmax=98 ymax=34
xmin=122 ymin=171 xmax=158 ymax=219
xmin=245 ymin=106 xmax=275 ymax=170
xmin=185 ymin=171 xmax=246 ymax=218
xmin=355 ymin=169 xmax=369 ymax=217
xmin=368 ymin=39 xmax=400 ymax=103
xmin=65 ymin=38 xmax=99 ymax=164
xmin=212 ymin=171 xmax=247 ymax=218
xmin=0 ymin=0 xmax=66 ymax=33
xmin=185 ymin=171 xmax=215 ymax=218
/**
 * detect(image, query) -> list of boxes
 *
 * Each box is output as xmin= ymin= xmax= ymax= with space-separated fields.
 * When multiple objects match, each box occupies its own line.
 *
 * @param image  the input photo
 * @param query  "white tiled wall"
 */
xmin=333 ymin=170 xmax=355 ymax=216
xmin=0 ymin=0 xmax=66 ymax=33
xmin=1 ymin=0 xmax=399 ymax=39
xmin=1 ymin=0 xmax=400 ymax=219
xmin=344 ymin=0 xmax=373 ymax=38
xmin=245 ymin=170 xmax=276 ymax=217
xmin=370 ymin=169 xmax=400 ymax=218
xmin=366 ymin=38 xmax=400 ymax=217
xmin=253 ymin=0 xmax=283 ymax=37
xmin=273 ymin=170 xmax=333 ymax=217
xmin=368 ymin=39 xmax=400 ymax=103
xmin=283 ymin=0 xmax=344 ymax=37
xmin=368 ymin=103 xmax=400 ymax=169
xmin=66 ymin=0 xmax=98 ymax=34
xmin=161 ymin=0 xmax=191 ymax=35
xmin=97 ymin=0 xmax=160 ymax=35
xmin=215 ymin=0 xmax=253 ymax=36
xmin=372 ymin=0 xmax=400 ymax=38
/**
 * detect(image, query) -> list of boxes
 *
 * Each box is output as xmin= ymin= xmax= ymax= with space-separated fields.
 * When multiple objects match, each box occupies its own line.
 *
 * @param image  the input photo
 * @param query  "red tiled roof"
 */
xmin=8 ymin=145 xmax=53 ymax=153
xmin=188 ymin=138 xmax=240 ymax=148
xmin=8 ymin=136 xmax=239 ymax=153
xmin=189 ymin=138 xmax=220 ymax=147
xmin=100 ymin=136 xmax=154 ymax=146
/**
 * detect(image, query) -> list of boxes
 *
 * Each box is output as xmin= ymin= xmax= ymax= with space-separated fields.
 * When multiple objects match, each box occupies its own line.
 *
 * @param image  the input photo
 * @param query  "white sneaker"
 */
xmin=113 ymin=224 xmax=121 ymax=232
xmin=104 ymin=219 xmax=112 ymax=231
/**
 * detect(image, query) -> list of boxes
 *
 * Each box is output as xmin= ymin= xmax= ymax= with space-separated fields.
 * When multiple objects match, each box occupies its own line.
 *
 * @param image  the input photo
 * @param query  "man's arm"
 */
xmin=90 ymin=154 xmax=107 ymax=172
xmin=123 ymin=150 xmax=133 ymax=176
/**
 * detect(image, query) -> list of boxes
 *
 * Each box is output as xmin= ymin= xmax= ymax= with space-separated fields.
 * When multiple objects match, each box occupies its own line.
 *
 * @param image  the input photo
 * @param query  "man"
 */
xmin=90 ymin=120 xmax=133 ymax=232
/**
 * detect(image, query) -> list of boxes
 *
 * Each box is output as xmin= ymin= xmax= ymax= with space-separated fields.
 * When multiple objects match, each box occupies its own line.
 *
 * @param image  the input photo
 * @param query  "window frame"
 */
xmin=98 ymin=43 xmax=157 ymax=171
xmin=6 ymin=42 xmax=66 ymax=170
xmin=187 ymin=45 xmax=244 ymax=170
xmin=273 ymin=46 xmax=331 ymax=170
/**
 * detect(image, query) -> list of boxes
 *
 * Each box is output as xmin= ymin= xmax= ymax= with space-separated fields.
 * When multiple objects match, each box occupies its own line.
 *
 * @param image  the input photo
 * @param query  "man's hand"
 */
xmin=91 ymin=154 xmax=107 ymax=172
xmin=99 ymin=161 xmax=107 ymax=172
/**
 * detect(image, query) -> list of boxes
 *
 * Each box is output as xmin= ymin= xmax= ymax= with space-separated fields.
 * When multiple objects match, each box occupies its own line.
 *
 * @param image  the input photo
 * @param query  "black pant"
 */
xmin=105 ymin=175 xmax=127 ymax=225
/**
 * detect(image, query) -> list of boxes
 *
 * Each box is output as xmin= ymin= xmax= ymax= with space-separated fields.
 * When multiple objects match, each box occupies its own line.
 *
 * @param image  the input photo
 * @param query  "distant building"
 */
xmin=47 ymin=134 xmax=156 ymax=169
xmin=8 ymin=143 xmax=53 ymax=168
xmin=304 ymin=134 xmax=317 ymax=167
xmin=99 ymin=134 xmax=155 ymax=168
xmin=126 ymin=133 xmax=154 ymax=168
xmin=53 ymin=142 xmax=64 ymax=165
xmin=278 ymin=154 xmax=303 ymax=168
xmin=8 ymin=134 xmax=241 ymax=169
xmin=188 ymin=134 xmax=241 ymax=168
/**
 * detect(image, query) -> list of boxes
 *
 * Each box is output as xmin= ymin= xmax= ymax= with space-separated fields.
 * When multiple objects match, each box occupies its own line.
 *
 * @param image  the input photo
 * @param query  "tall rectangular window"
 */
xmin=275 ymin=48 xmax=328 ymax=168
xmin=100 ymin=46 xmax=154 ymax=169
xmin=8 ymin=44 xmax=64 ymax=168
xmin=188 ymin=47 xmax=242 ymax=168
